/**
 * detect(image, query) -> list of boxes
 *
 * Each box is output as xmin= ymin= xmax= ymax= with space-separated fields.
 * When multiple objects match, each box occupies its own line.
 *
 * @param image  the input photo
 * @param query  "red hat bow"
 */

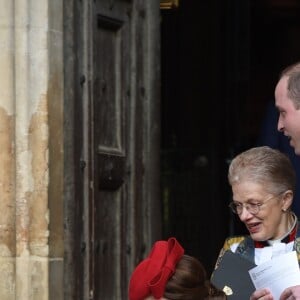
xmin=129 ymin=237 xmax=184 ymax=300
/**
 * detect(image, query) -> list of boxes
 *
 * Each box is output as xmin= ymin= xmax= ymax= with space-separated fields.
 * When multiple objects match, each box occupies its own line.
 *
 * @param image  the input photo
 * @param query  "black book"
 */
xmin=211 ymin=250 xmax=256 ymax=300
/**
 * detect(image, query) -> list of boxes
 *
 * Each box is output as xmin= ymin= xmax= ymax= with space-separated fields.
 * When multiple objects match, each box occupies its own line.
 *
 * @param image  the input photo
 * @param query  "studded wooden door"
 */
xmin=89 ymin=1 xmax=161 ymax=299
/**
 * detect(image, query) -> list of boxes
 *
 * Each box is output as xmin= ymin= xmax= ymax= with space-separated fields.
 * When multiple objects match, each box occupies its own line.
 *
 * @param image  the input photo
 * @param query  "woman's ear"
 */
xmin=281 ymin=190 xmax=293 ymax=211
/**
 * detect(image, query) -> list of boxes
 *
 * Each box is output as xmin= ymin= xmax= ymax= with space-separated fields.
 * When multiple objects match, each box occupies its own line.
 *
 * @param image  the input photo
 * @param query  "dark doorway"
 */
xmin=160 ymin=0 xmax=300 ymax=275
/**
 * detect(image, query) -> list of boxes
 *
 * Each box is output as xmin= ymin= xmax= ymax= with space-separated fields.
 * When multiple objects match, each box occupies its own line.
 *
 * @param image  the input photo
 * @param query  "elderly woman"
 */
xmin=215 ymin=146 xmax=300 ymax=300
xmin=129 ymin=237 xmax=226 ymax=300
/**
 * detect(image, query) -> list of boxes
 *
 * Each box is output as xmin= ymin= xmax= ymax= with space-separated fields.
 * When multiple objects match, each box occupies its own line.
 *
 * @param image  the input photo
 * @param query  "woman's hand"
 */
xmin=250 ymin=288 xmax=274 ymax=300
xmin=280 ymin=285 xmax=300 ymax=300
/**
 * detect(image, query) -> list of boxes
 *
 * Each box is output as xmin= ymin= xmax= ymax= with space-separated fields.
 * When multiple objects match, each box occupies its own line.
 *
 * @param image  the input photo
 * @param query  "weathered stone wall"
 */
xmin=0 ymin=1 xmax=63 ymax=299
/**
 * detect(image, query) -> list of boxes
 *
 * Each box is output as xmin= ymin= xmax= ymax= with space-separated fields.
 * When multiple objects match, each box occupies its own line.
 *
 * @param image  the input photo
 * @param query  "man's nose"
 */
xmin=277 ymin=117 xmax=284 ymax=132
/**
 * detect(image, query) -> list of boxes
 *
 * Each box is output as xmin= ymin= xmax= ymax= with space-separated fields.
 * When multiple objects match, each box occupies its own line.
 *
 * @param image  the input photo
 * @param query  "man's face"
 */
xmin=275 ymin=75 xmax=300 ymax=155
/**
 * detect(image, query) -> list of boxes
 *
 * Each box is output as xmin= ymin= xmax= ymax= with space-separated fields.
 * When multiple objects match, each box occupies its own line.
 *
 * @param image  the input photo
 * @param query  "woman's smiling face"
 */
xmin=231 ymin=181 xmax=288 ymax=241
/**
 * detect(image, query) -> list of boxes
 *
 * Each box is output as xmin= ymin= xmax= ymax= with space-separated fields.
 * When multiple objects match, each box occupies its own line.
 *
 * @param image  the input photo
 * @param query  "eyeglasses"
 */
xmin=228 ymin=193 xmax=284 ymax=215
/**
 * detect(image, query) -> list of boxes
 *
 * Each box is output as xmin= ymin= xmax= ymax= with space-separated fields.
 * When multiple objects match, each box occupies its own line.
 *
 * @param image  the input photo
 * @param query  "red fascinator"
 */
xmin=128 ymin=237 xmax=184 ymax=300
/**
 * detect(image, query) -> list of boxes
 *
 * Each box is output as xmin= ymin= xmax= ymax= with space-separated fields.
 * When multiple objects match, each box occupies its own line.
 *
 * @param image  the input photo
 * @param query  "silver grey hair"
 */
xmin=228 ymin=146 xmax=296 ymax=195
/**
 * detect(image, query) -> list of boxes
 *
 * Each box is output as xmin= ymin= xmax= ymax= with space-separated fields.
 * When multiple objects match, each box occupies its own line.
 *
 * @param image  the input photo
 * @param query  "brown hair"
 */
xmin=164 ymin=255 xmax=226 ymax=300
xmin=280 ymin=61 xmax=300 ymax=109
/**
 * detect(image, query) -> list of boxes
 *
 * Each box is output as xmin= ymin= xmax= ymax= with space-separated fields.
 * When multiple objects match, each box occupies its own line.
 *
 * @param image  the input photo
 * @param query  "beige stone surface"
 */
xmin=0 ymin=258 xmax=15 ymax=299
xmin=0 ymin=0 xmax=64 ymax=299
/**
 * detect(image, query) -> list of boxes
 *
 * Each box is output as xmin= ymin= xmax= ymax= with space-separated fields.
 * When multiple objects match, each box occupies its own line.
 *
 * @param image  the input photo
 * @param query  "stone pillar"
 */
xmin=0 ymin=1 xmax=63 ymax=299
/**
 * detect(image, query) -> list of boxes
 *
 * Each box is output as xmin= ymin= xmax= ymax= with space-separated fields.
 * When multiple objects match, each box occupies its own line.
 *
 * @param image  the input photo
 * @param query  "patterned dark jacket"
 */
xmin=214 ymin=224 xmax=300 ymax=269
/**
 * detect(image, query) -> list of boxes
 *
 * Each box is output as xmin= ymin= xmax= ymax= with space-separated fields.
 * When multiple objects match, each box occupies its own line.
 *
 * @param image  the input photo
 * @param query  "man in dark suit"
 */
xmin=251 ymin=61 xmax=300 ymax=300
xmin=257 ymin=100 xmax=300 ymax=217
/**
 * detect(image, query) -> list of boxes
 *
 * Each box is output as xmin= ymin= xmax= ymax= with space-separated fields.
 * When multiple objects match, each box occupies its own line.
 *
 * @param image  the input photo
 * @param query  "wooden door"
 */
xmin=92 ymin=2 xmax=132 ymax=299
xmin=68 ymin=1 xmax=161 ymax=299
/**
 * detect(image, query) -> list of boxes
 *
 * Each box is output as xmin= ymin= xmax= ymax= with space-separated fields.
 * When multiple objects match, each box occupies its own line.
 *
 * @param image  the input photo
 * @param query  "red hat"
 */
xmin=129 ymin=237 xmax=184 ymax=300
